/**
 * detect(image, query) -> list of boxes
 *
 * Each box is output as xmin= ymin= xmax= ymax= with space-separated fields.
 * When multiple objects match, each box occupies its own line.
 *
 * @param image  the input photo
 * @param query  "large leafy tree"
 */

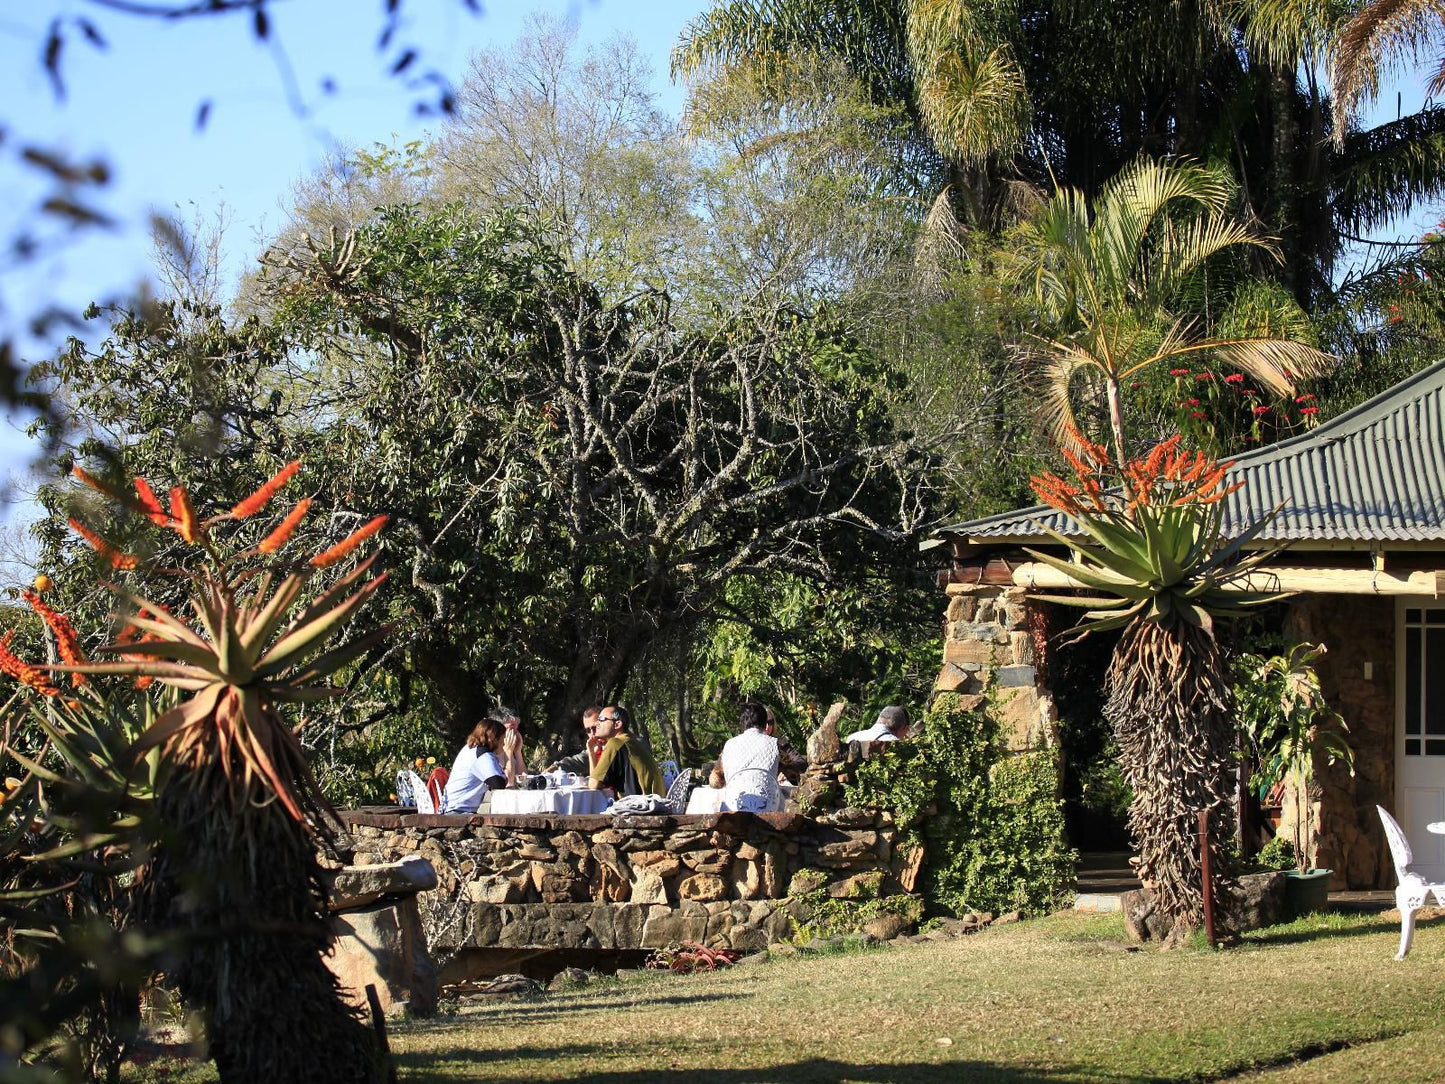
xmin=674 ymin=0 xmax=1445 ymax=304
xmin=34 ymin=205 xmax=938 ymax=759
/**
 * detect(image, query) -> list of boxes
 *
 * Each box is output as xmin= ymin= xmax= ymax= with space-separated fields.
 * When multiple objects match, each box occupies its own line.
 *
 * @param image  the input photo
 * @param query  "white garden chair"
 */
xmin=410 ymin=770 xmax=436 ymax=814
xmin=1376 ymin=805 xmax=1445 ymax=959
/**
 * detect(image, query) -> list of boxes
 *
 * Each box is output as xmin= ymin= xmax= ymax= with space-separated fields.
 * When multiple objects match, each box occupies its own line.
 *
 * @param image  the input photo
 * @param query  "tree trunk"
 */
xmin=1107 ymin=616 xmax=1236 ymax=937
xmin=143 ymin=765 xmax=388 ymax=1084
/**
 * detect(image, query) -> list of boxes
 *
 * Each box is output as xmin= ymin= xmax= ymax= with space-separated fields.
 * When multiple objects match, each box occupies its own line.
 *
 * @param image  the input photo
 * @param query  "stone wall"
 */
xmin=936 ymin=581 xmax=1059 ymax=754
xmin=341 ymin=807 xmax=902 ymax=962
xmin=1283 ymin=595 xmax=1395 ymax=889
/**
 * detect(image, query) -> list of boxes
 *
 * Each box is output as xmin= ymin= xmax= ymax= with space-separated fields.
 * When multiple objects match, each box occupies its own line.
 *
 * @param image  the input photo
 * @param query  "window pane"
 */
xmin=1407 ymin=626 xmax=1422 ymax=735
xmin=1426 ymin=739 xmax=1445 ymax=756
xmin=1406 ymin=738 xmax=1421 ymax=756
xmin=1407 ymin=608 xmax=1422 ymax=623
xmin=1429 ymin=628 xmax=1445 ymax=736
xmin=1430 ymin=608 xmax=1445 ymax=624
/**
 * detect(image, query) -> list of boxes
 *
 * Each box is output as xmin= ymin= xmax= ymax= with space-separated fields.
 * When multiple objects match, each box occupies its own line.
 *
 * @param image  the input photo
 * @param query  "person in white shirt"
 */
xmin=843 ymin=705 xmax=912 ymax=745
xmin=441 ymin=717 xmax=516 ymax=814
xmin=720 ymin=702 xmax=781 ymax=813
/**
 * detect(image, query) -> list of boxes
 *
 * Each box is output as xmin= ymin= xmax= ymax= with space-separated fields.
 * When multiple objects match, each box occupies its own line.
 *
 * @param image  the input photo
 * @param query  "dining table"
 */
xmin=489 ymin=784 xmax=613 ymax=816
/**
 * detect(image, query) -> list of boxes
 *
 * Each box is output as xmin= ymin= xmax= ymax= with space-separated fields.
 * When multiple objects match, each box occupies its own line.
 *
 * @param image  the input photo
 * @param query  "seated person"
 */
xmin=491 ymin=704 xmax=527 ymax=781
xmin=441 ymin=717 xmax=516 ymax=814
xmin=843 ymin=705 xmax=912 ymax=745
xmin=588 ymin=705 xmax=665 ymax=797
xmin=707 ymin=760 xmax=726 ymax=790
xmin=763 ymin=706 xmax=807 ymax=784
xmin=547 ymin=705 xmax=605 ymax=775
xmin=720 ymin=702 xmax=781 ymax=813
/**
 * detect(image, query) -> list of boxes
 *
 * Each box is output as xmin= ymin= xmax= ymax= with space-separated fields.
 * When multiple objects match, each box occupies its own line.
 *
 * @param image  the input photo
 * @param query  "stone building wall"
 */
xmin=935 ymin=581 xmax=1059 ymax=753
xmin=341 ymin=807 xmax=902 ymax=960
xmin=1283 ymin=595 xmax=1395 ymax=889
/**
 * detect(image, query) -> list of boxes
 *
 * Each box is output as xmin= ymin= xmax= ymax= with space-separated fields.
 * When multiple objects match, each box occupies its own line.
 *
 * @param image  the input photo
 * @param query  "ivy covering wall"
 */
xmin=844 ymin=690 xmax=1076 ymax=915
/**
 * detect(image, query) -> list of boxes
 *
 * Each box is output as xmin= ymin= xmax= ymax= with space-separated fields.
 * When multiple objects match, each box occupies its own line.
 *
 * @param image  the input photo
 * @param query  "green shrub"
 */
xmin=843 ymin=689 xmax=1075 ymax=916
xmin=1255 ymin=835 xmax=1297 ymax=872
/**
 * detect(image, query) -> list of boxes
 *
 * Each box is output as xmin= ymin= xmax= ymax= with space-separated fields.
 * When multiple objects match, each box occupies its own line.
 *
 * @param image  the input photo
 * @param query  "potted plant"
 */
xmin=1235 ymin=641 xmax=1354 ymax=916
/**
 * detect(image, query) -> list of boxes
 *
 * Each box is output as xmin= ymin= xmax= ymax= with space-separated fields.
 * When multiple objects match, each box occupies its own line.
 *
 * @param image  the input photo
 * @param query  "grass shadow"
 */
xmin=392 ymin=1052 xmax=1168 ymax=1084
xmin=1242 ymin=910 xmax=1434 ymax=948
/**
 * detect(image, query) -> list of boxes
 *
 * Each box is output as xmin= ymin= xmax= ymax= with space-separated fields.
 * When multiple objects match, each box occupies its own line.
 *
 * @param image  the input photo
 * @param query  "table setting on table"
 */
xmin=488 ymin=770 xmax=614 ymax=816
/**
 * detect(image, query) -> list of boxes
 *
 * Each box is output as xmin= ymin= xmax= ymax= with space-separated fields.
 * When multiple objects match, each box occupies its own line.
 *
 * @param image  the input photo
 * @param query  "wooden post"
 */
xmin=1199 ymin=809 xmax=1216 ymax=949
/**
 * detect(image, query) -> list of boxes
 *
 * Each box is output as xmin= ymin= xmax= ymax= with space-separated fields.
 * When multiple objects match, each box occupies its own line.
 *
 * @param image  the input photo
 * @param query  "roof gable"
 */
xmin=938 ymin=359 xmax=1445 ymax=548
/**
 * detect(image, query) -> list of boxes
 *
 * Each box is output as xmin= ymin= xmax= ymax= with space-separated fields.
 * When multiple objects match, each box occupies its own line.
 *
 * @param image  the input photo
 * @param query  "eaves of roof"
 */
xmin=932 ymin=359 xmax=1445 ymax=549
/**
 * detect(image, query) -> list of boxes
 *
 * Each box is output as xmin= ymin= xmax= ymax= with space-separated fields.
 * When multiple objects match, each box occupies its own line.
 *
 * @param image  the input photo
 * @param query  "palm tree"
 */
xmin=1028 ymin=436 xmax=1286 ymax=942
xmin=1006 ymin=157 xmax=1335 ymax=466
xmin=58 ymin=465 xmax=393 ymax=1084
xmin=1331 ymin=0 xmax=1445 ymax=138
xmin=676 ymin=0 xmax=1445 ymax=300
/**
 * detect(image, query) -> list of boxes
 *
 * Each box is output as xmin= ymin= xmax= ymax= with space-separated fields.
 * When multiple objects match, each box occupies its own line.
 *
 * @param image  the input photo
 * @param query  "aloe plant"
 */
xmin=30 ymin=462 xmax=394 ymax=1084
xmin=1029 ymin=434 xmax=1284 ymax=941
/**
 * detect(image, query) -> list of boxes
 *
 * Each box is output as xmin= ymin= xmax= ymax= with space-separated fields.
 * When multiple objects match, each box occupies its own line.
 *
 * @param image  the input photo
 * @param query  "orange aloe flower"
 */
xmin=310 ymin=514 xmax=388 ymax=569
xmin=169 ymin=486 xmax=202 ymax=544
xmin=68 ymin=517 xmax=138 ymax=570
xmin=259 ymin=498 xmax=311 ymax=554
xmin=23 ymin=589 xmax=87 ymax=686
xmin=232 ymin=460 xmax=301 ymax=519
xmin=0 ymin=631 xmax=59 ymax=697
xmin=133 ymin=477 xmax=172 ymax=526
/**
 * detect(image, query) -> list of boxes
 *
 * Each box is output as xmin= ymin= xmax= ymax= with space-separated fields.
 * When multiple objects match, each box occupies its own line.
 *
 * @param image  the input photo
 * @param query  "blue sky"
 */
xmin=0 ymin=2 xmax=1440 ymax=559
xmin=0 ymin=0 xmax=707 ymax=538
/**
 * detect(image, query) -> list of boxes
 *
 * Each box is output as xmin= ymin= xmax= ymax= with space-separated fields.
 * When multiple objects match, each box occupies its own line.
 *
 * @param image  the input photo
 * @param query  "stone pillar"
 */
xmin=1281 ymin=595 xmax=1395 ymax=889
xmin=936 ymin=583 xmax=1058 ymax=753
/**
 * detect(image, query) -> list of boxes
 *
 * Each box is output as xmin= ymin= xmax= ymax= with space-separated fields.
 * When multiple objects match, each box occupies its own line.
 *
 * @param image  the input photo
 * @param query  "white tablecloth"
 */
xmin=685 ymin=782 xmax=795 ymax=815
xmin=489 ymin=786 xmax=612 ymax=816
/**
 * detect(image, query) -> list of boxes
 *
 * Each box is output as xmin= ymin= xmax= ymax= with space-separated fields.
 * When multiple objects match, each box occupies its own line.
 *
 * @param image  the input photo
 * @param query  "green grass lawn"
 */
xmin=125 ymin=909 xmax=1445 ymax=1083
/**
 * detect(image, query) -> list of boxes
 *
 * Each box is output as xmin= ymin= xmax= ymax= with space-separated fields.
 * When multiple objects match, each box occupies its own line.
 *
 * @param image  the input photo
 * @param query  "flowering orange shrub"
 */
xmin=1 ymin=462 xmax=389 ymax=702
xmin=1031 ymin=431 xmax=1244 ymax=516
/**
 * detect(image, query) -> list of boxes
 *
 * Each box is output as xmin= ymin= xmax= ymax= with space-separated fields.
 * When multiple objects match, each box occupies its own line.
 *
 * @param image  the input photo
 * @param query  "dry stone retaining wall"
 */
xmin=341 ymin=808 xmax=903 ymax=958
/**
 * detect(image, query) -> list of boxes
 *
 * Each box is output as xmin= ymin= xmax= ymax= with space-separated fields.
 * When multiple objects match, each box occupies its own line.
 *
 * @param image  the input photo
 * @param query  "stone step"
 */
xmin=1072 ymin=892 xmax=1123 ymax=912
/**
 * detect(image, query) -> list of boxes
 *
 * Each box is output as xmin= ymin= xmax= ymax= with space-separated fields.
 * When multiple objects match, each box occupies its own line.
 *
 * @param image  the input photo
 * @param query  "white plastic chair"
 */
xmin=395 ymin=770 xmax=416 ymax=807
xmin=1377 ymin=805 xmax=1445 ymax=959
xmin=664 ymin=768 xmax=693 ymax=814
xmin=409 ymin=770 xmax=435 ymax=814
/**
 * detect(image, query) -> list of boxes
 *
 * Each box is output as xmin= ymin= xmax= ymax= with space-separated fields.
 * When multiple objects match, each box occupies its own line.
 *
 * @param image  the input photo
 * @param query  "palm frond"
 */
xmin=1331 ymin=0 xmax=1445 ymax=136
xmin=1333 ymin=106 xmax=1445 ymax=232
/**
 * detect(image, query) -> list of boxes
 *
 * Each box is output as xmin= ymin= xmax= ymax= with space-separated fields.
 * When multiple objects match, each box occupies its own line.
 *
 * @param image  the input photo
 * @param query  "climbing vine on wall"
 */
xmin=844 ymin=690 xmax=1075 ymax=915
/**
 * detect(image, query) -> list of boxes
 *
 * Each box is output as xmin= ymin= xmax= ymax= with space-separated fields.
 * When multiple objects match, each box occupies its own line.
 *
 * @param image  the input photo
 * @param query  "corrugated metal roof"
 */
xmin=936 ymin=359 xmax=1445 ymax=547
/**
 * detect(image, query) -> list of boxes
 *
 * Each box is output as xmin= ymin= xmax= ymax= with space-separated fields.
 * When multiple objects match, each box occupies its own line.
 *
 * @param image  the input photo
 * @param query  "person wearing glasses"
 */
xmin=587 ymin=705 xmax=665 ymax=797
xmin=546 ymin=705 xmax=604 ymax=776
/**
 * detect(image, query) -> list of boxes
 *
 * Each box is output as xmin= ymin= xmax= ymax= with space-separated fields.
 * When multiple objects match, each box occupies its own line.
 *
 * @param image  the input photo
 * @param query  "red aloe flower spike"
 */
xmin=1061 ymin=448 xmax=1095 ymax=480
xmin=133 ymin=477 xmax=171 ymax=526
xmin=0 ymin=631 xmax=60 ymax=696
xmin=232 ymin=460 xmax=301 ymax=519
xmin=67 ymin=517 xmax=139 ymax=570
xmin=259 ymin=498 xmax=312 ymax=554
xmin=169 ymin=486 xmax=202 ymax=544
xmin=310 ymin=514 xmax=389 ymax=569
xmin=22 ymin=589 xmax=87 ymax=686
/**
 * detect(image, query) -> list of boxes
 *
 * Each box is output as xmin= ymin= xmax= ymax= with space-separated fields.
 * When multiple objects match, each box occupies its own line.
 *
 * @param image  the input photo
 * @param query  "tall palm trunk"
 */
xmin=1107 ymin=616 xmax=1235 ymax=938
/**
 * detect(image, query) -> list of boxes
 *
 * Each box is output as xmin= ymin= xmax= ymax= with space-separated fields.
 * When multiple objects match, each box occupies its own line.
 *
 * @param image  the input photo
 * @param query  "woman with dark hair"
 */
xmin=441 ymin=717 xmax=517 ymax=814
xmin=719 ymin=701 xmax=781 ymax=812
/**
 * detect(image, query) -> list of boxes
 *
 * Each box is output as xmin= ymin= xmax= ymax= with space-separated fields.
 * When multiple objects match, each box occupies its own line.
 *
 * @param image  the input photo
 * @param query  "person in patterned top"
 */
xmin=719 ymin=701 xmax=781 ymax=812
